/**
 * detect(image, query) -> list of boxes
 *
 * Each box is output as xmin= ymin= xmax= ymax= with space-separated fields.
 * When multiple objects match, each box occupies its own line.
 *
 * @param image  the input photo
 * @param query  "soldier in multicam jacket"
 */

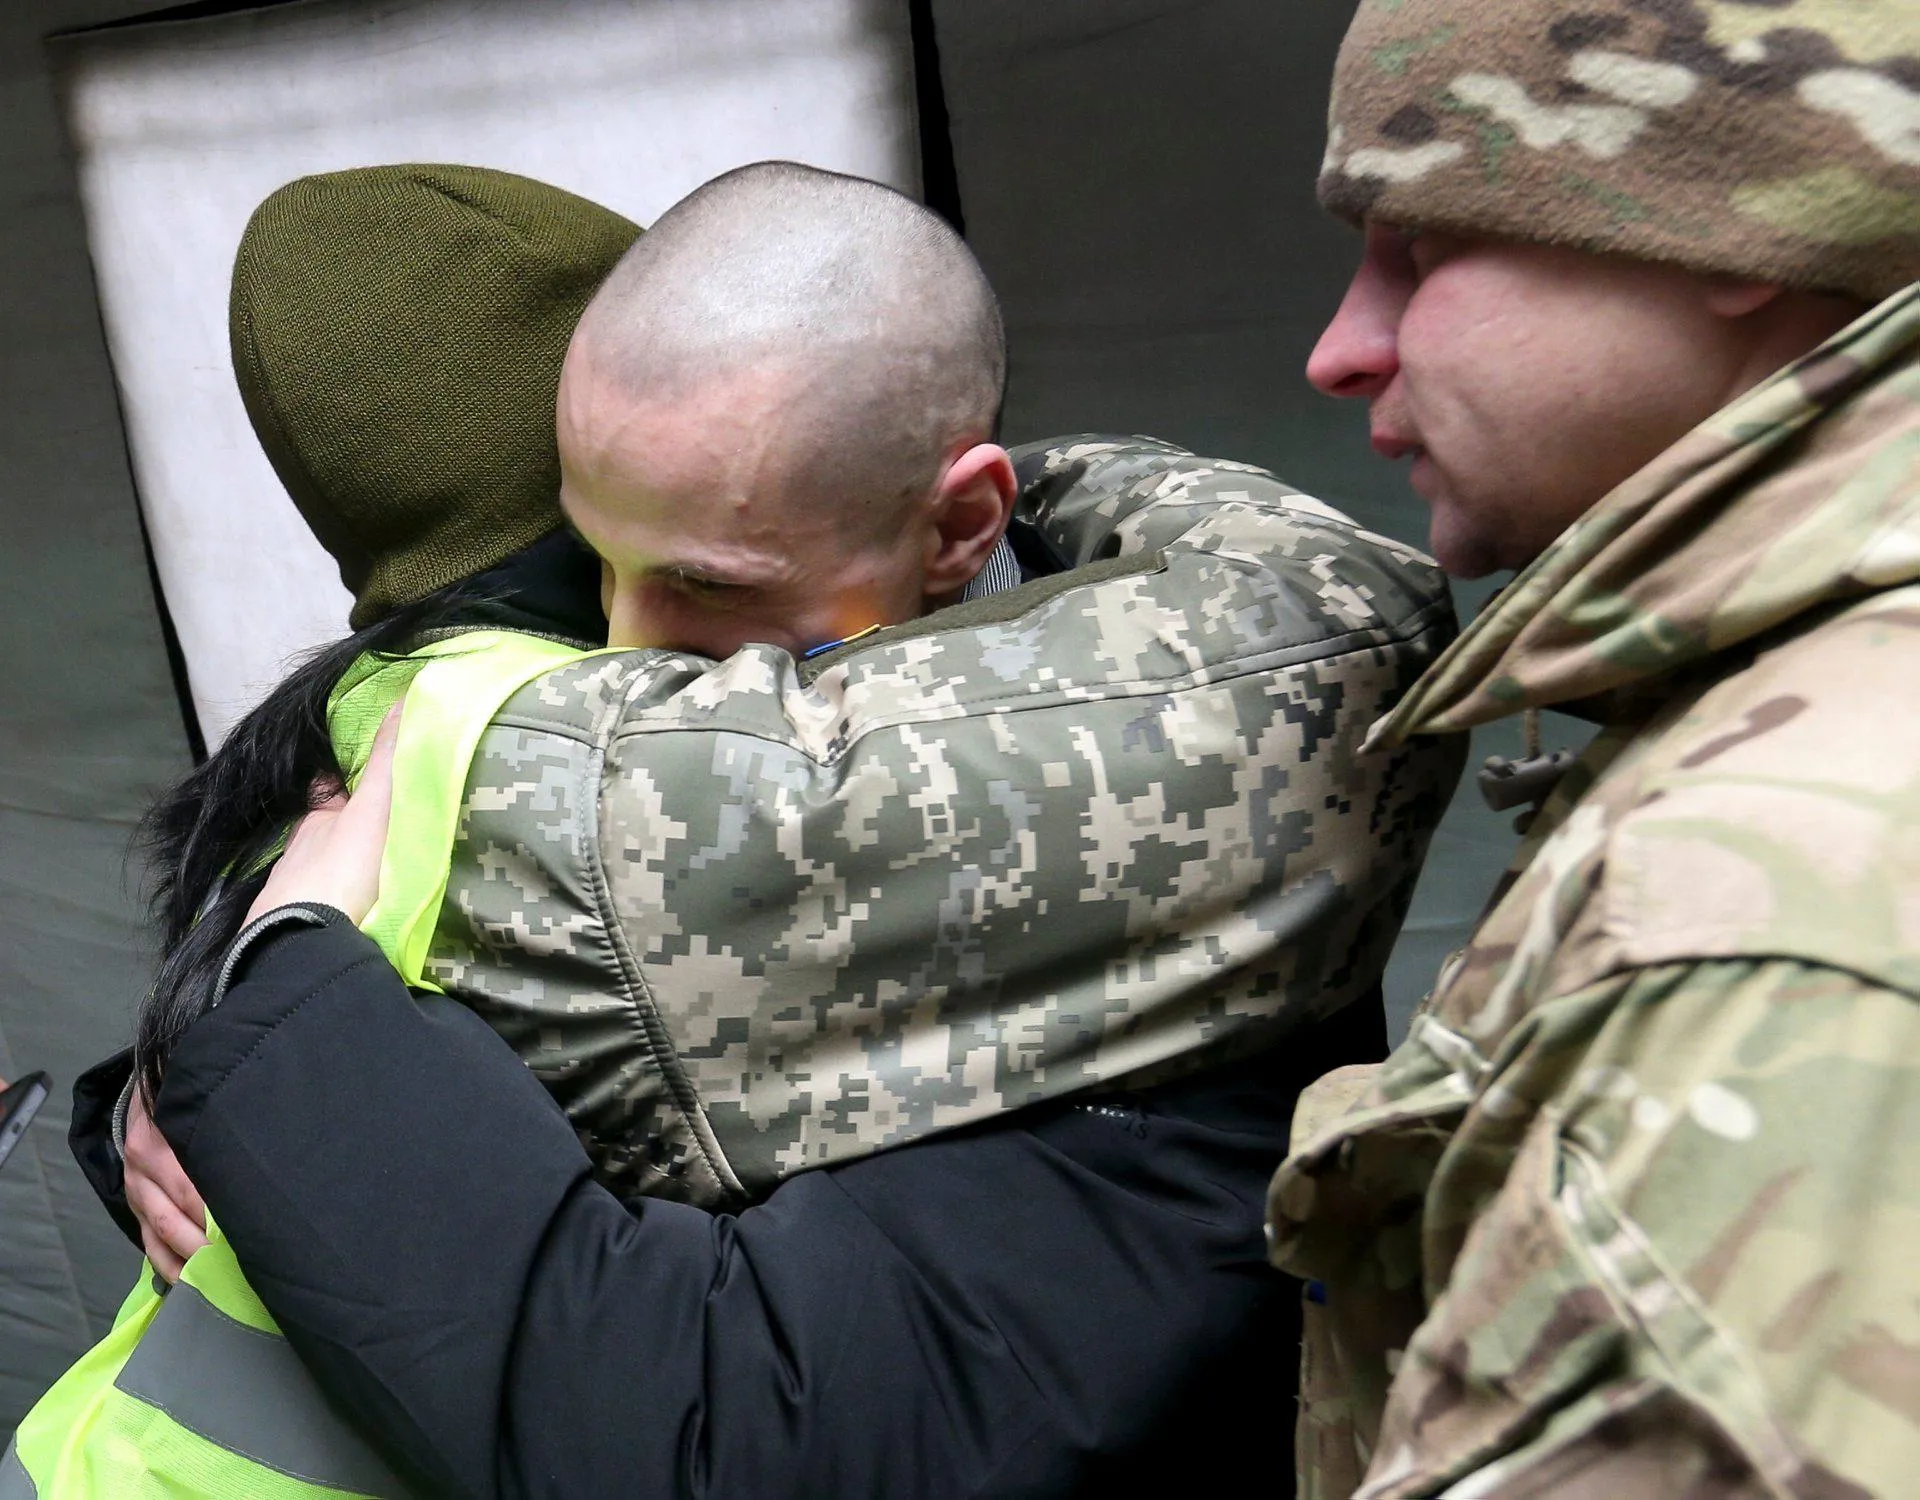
xmin=1270 ymin=1 xmax=1920 ymax=1496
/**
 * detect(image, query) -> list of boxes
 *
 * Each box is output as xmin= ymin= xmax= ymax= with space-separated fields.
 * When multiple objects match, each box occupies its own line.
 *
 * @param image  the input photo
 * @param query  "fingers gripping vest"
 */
xmin=2 ymin=634 xmax=589 ymax=1500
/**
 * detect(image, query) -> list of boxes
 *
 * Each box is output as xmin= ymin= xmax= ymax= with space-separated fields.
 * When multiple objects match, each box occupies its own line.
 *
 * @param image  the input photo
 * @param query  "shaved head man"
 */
xmin=558 ymin=161 xmax=1016 ymax=658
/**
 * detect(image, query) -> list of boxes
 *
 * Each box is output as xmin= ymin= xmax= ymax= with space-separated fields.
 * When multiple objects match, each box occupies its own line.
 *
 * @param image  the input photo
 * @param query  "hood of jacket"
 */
xmin=1371 ymin=282 xmax=1920 ymax=747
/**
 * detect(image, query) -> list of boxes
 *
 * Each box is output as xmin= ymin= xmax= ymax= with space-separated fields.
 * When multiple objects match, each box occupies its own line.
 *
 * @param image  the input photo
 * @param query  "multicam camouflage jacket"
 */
xmin=1269 ymin=287 xmax=1920 ymax=1498
xmin=424 ymin=436 xmax=1463 ymax=1209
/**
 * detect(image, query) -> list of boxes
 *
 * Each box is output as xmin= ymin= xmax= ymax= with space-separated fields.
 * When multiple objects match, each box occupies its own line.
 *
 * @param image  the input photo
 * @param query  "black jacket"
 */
xmin=101 ymin=908 xmax=1380 ymax=1499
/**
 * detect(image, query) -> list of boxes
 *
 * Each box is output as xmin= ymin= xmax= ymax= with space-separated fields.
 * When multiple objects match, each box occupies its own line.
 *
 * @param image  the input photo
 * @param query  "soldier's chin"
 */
xmin=1425 ymin=503 xmax=1510 ymax=582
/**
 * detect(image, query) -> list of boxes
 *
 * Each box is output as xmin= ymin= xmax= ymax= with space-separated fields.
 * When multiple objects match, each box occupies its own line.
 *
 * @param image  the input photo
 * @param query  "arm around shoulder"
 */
xmin=155 ymin=909 xmax=1307 ymax=1499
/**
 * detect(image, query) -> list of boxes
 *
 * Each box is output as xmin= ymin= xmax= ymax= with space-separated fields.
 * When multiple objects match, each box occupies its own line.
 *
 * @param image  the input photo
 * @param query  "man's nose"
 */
xmin=1306 ymin=259 xmax=1402 ymax=401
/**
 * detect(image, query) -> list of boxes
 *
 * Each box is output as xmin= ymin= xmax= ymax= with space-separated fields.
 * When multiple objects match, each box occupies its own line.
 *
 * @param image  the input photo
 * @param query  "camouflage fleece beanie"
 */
xmin=1319 ymin=0 xmax=1920 ymax=304
xmin=231 ymin=165 xmax=641 ymax=627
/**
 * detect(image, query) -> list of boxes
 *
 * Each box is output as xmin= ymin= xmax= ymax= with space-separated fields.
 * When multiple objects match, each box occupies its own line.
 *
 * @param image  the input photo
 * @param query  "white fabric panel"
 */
xmin=56 ymin=0 xmax=918 ymax=745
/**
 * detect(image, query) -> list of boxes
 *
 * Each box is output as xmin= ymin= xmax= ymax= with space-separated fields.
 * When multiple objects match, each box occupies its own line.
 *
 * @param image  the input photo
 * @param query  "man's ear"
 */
xmin=922 ymin=442 xmax=1017 ymax=600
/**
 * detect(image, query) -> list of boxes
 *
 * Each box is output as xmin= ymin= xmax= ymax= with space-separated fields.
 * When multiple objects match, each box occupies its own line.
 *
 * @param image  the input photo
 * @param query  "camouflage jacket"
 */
xmin=425 ymin=436 xmax=1462 ymax=1209
xmin=1269 ymin=287 xmax=1920 ymax=1498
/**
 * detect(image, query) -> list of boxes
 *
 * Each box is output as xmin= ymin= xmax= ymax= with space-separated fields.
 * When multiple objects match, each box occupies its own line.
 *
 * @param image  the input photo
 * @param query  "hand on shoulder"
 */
xmin=245 ymin=705 xmax=400 ymax=928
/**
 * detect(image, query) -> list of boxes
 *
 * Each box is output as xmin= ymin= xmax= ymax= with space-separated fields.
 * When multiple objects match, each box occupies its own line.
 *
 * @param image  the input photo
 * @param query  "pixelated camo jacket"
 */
xmin=1270 ymin=288 xmax=1920 ymax=1498
xmin=425 ymin=436 xmax=1462 ymax=1210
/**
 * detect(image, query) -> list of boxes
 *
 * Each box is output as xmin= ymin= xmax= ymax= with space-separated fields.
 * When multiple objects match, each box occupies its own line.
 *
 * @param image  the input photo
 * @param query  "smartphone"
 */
xmin=0 ymin=1072 xmax=50 ymax=1173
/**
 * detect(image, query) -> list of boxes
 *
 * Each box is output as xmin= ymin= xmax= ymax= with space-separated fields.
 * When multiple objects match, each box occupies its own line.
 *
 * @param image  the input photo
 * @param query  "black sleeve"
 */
xmin=158 ymin=914 xmax=1373 ymax=1500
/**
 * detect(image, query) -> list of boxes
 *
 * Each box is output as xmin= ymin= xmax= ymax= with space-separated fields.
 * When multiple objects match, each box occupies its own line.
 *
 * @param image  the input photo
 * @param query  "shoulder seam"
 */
xmin=606 ymin=602 xmax=1458 ymax=764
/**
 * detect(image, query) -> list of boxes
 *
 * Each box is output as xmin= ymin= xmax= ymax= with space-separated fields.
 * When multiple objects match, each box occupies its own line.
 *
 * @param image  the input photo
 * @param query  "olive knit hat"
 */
xmin=230 ymin=164 xmax=641 ymax=627
xmin=1319 ymin=0 xmax=1920 ymax=304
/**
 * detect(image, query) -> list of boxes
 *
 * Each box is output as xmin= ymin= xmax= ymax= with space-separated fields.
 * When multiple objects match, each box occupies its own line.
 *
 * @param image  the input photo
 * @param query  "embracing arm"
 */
xmin=155 ymin=906 xmax=1329 ymax=1499
xmin=138 ymin=678 xmax=1363 ymax=1499
xmin=156 ymin=909 xmax=906 ymax=1497
xmin=67 ymin=711 xmax=404 ymax=1280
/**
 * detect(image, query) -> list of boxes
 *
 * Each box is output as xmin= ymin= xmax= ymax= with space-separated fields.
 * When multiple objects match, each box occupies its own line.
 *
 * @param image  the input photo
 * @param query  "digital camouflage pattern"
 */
xmin=1268 ymin=287 xmax=1920 ymax=1496
xmin=426 ymin=436 xmax=1463 ymax=1207
xmin=1321 ymin=0 xmax=1920 ymax=303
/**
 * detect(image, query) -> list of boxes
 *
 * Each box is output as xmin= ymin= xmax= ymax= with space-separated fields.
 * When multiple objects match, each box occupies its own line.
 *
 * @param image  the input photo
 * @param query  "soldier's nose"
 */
xmin=1308 ymin=227 xmax=1411 ymax=401
xmin=1308 ymin=269 xmax=1402 ymax=400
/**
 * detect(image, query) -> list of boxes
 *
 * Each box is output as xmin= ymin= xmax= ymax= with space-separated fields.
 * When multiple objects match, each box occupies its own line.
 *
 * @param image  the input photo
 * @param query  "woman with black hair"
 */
xmin=67 ymin=162 xmax=634 ymax=1279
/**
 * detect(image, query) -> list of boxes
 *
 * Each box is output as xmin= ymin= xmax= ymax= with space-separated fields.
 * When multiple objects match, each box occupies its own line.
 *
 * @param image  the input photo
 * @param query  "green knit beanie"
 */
xmin=1320 ymin=0 xmax=1920 ymax=304
xmin=230 ymin=164 xmax=641 ymax=627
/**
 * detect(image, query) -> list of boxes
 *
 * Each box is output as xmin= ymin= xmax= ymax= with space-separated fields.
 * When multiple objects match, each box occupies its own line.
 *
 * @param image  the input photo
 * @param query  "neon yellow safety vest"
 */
xmin=2 ymin=631 xmax=594 ymax=1500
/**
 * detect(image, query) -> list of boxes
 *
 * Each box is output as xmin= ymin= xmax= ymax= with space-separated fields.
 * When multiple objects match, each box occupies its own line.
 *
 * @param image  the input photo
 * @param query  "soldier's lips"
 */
xmin=1408 ymin=451 xmax=1440 ymax=502
xmin=1371 ymin=430 xmax=1439 ymax=499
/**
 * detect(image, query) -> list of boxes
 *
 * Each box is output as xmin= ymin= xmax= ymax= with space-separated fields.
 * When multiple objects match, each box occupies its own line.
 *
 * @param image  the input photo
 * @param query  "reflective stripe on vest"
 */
xmin=11 ymin=1221 xmax=410 ymax=1498
xmin=111 ymin=1279 xmax=413 ymax=1496
xmin=10 ymin=631 xmax=596 ymax=1497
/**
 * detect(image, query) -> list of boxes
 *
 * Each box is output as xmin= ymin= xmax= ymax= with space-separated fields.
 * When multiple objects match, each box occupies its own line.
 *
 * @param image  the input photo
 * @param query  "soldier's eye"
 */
xmin=668 ymin=572 xmax=746 ymax=608
xmin=1370 ymin=225 xmax=1421 ymax=285
xmin=1407 ymin=230 xmax=1458 ymax=280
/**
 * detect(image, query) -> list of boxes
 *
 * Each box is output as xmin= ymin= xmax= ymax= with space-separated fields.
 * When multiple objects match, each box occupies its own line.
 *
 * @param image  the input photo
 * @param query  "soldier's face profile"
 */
xmin=1308 ymin=222 xmax=1753 ymax=579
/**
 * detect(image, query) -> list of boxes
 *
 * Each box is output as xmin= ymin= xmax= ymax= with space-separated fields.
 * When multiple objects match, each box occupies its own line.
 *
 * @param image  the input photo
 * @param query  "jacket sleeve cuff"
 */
xmin=207 ymin=903 xmax=355 ymax=1011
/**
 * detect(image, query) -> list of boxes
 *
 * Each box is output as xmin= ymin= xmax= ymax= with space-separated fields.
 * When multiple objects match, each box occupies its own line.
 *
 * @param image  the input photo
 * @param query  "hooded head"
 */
xmin=230 ymin=164 xmax=642 ymax=627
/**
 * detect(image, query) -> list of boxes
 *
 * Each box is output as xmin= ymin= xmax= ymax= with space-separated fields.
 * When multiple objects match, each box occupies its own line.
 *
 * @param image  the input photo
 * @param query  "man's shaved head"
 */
xmin=573 ymin=160 xmax=1004 ymax=518
xmin=558 ymin=161 xmax=1018 ymax=659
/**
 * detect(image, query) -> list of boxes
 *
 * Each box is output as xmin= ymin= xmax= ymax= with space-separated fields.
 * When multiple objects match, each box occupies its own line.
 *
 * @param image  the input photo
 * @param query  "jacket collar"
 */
xmin=1369 ymin=284 xmax=1920 ymax=749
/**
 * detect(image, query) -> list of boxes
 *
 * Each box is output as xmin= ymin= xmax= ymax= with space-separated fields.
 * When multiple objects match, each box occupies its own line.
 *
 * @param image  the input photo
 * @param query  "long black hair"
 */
xmin=133 ymin=529 xmax=607 ymax=1107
